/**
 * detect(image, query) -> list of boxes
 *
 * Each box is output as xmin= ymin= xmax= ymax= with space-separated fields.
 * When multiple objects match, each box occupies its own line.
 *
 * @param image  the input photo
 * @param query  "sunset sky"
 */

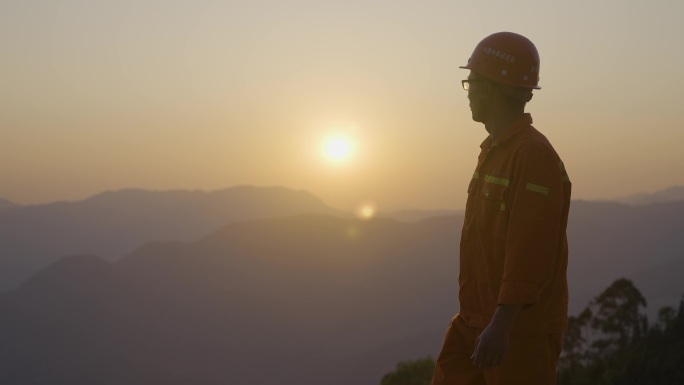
xmin=2 ymin=0 xmax=683 ymax=211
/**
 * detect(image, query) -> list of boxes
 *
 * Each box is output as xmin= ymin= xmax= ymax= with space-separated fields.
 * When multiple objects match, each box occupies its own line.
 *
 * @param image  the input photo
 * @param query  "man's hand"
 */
xmin=470 ymin=303 xmax=523 ymax=368
xmin=470 ymin=321 xmax=510 ymax=368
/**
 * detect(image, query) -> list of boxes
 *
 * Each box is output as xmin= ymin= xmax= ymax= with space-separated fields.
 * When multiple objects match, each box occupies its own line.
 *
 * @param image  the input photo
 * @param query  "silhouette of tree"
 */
xmin=558 ymin=280 xmax=684 ymax=385
xmin=588 ymin=278 xmax=648 ymax=354
xmin=617 ymin=298 xmax=684 ymax=385
xmin=559 ymin=308 xmax=592 ymax=371
xmin=380 ymin=356 xmax=435 ymax=385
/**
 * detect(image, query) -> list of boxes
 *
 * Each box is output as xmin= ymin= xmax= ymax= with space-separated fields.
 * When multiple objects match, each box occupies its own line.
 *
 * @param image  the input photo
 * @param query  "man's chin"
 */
xmin=471 ymin=111 xmax=483 ymax=123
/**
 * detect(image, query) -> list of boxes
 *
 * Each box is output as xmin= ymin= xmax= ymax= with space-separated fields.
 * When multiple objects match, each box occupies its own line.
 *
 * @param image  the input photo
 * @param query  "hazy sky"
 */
xmin=2 ymin=0 xmax=683 ymax=211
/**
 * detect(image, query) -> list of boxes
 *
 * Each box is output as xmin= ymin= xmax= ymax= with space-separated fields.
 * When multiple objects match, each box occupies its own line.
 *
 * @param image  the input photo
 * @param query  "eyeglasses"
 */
xmin=461 ymin=79 xmax=480 ymax=91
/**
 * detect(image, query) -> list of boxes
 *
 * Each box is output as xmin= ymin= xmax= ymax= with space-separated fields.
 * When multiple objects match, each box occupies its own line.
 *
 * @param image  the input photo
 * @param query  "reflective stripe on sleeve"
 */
xmin=526 ymin=183 xmax=549 ymax=195
xmin=485 ymin=175 xmax=510 ymax=187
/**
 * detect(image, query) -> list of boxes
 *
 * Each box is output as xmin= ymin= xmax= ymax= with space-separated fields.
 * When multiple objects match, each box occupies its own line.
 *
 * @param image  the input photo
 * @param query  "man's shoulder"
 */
xmin=512 ymin=125 xmax=559 ymax=158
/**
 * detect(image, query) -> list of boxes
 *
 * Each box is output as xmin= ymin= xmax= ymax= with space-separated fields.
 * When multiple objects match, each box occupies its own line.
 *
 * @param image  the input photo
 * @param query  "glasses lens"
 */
xmin=462 ymin=80 xmax=469 ymax=91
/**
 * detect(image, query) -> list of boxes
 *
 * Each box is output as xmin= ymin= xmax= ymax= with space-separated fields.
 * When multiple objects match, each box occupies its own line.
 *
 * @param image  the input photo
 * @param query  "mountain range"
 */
xmin=0 ymin=215 xmax=460 ymax=385
xmin=0 ymin=197 xmax=18 ymax=211
xmin=566 ymin=200 xmax=684 ymax=317
xmin=617 ymin=185 xmax=684 ymax=205
xmin=0 ymin=186 xmax=343 ymax=292
xmin=0 ymin=186 xmax=683 ymax=384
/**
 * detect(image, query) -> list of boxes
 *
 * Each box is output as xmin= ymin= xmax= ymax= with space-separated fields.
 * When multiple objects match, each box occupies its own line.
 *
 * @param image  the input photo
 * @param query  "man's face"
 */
xmin=466 ymin=71 xmax=487 ymax=123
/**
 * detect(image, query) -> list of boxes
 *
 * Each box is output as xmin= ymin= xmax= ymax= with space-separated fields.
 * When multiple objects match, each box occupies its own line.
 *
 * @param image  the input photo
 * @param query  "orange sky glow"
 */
xmin=2 ymin=0 xmax=683 ymax=211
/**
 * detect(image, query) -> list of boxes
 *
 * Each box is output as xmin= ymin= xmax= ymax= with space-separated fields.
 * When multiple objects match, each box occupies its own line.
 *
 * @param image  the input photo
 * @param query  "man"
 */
xmin=431 ymin=32 xmax=571 ymax=385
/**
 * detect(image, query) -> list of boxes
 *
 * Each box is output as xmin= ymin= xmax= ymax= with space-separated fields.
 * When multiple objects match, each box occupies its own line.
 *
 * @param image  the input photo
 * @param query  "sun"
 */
xmin=322 ymin=134 xmax=354 ymax=163
xmin=357 ymin=204 xmax=376 ymax=220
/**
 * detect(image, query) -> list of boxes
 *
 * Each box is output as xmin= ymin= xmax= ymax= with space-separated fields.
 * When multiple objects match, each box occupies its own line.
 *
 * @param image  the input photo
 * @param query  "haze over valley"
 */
xmin=1 ymin=185 xmax=682 ymax=384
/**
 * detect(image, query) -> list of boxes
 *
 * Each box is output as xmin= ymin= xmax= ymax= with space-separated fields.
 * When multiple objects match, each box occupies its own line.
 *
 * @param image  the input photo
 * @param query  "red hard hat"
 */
xmin=460 ymin=32 xmax=541 ymax=89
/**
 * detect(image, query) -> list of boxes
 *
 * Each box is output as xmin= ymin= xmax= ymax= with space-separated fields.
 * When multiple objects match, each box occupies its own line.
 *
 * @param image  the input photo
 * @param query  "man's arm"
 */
xmin=473 ymin=145 xmax=564 ymax=368
xmin=499 ymin=146 xmax=564 ymax=306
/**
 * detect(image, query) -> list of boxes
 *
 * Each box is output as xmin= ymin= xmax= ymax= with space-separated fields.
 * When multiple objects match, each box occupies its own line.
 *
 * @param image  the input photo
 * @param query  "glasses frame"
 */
xmin=461 ymin=79 xmax=480 ymax=91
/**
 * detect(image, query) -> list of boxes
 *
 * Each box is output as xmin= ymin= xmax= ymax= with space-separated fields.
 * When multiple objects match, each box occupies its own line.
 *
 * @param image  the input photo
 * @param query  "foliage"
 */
xmin=380 ymin=356 xmax=435 ymax=385
xmin=384 ymin=279 xmax=684 ymax=385
xmin=558 ymin=278 xmax=684 ymax=385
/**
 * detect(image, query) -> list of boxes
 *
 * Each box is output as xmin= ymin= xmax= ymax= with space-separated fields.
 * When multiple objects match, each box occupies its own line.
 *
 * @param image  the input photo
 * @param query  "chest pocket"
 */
xmin=480 ymin=184 xmax=507 ymax=210
xmin=477 ymin=183 xmax=510 ymax=248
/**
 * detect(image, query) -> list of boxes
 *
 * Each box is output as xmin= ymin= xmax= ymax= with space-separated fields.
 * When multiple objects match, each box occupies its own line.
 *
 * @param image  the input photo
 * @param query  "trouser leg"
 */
xmin=482 ymin=332 xmax=563 ymax=385
xmin=431 ymin=314 xmax=563 ymax=385
xmin=430 ymin=314 xmax=485 ymax=385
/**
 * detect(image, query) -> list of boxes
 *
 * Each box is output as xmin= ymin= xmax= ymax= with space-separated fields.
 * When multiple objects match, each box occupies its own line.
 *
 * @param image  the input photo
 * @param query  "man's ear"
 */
xmin=479 ymin=81 xmax=492 ymax=100
xmin=500 ymin=85 xmax=533 ymax=103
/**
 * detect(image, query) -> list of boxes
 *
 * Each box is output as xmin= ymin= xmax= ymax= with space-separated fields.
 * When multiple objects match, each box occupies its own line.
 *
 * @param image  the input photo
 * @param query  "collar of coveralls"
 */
xmin=479 ymin=113 xmax=533 ymax=150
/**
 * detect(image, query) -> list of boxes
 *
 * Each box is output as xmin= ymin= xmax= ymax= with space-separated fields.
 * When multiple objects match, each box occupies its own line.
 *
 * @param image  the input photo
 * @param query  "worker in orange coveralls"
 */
xmin=430 ymin=32 xmax=572 ymax=385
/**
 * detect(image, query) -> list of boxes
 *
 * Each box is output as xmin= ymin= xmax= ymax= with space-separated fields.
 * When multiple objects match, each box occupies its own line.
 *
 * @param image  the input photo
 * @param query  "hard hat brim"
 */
xmin=459 ymin=65 xmax=541 ymax=90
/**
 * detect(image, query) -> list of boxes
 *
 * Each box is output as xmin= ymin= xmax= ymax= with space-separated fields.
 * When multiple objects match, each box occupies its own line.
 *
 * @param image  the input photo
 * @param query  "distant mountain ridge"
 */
xmin=0 ymin=214 xmax=461 ymax=385
xmin=1 ymin=196 xmax=684 ymax=383
xmin=616 ymin=185 xmax=684 ymax=205
xmin=378 ymin=209 xmax=462 ymax=222
xmin=567 ymin=199 xmax=684 ymax=319
xmin=0 ymin=185 xmax=345 ymax=292
xmin=0 ymin=197 xmax=18 ymax=211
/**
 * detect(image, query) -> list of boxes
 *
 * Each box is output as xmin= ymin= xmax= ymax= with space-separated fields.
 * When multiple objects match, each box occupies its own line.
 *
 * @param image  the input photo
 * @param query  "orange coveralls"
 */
xmin=432 ymin=113 xmax=571 ymax=385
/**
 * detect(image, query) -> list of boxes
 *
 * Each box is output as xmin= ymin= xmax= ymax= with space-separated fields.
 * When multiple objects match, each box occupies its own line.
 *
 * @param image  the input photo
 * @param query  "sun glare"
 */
xmin=357 ymin=204 xmax=376 ymax=220
xmin=323 ymin=134 xmax=354 ymax=163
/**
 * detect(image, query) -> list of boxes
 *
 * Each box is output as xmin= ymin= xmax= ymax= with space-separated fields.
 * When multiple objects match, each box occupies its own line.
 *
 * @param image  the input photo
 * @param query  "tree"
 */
xmin=559 ymin=307 xmax=592 ymax=371
xmin=588 ymin=277 xmax=648 ymax=354
xmin=380 ymin=356 xmax=435 ymax=385
xmin=618 ymin=298 xmax=684 ymax=385
xmin=557 ymin=278 xmax=649 ymax=385
xmin=558 ymin=280 xmax=684 ymax=385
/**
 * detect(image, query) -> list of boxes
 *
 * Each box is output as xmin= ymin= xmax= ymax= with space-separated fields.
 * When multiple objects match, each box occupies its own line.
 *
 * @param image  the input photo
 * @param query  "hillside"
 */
xmin=0 ymin=186 xmax=343 ymax=292
xmin=566 ymin=200 xmax=684 ymax=317
xmin=0 ymin=197 xmax=18 ymax=211
xmin=1 ymin=191 xmax=683 ymax=383
xmin=378 ymin=209 xmax=462 ymax=222
xmin=617 ymin=185 xmax=684 ymax=205
xmin=0 ymin=215 xmax=461 ymax=385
